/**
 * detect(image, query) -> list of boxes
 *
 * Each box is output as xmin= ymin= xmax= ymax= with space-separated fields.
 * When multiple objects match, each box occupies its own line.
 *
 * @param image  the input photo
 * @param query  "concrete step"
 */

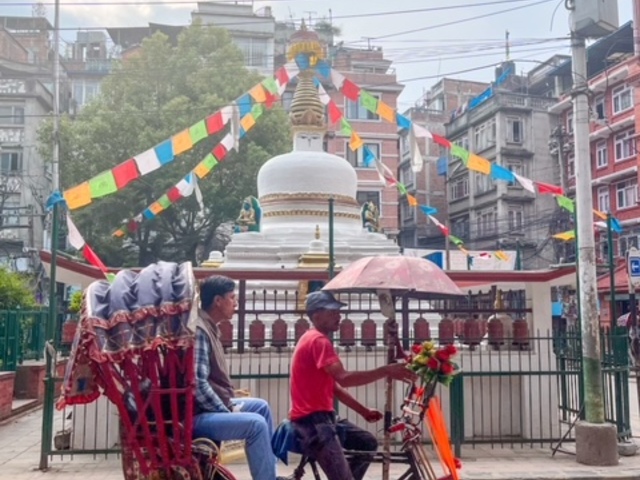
xmin=11 ymin=398 xmax=39 ymax=417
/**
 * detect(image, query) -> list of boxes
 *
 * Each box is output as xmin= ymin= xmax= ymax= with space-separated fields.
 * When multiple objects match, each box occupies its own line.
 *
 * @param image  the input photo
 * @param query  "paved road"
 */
xmin=1 ymin=382 xmax=640 ymax=480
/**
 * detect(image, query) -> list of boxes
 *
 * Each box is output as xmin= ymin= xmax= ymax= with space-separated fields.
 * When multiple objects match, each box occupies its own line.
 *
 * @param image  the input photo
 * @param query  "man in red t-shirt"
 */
xmin=289 ymin=291 xmax=416 ymax=480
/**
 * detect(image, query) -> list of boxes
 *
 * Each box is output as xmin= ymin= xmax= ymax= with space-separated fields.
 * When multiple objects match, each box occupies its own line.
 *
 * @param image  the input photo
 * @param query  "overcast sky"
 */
xmin=3 ymin=0 xmax=634 ymax=107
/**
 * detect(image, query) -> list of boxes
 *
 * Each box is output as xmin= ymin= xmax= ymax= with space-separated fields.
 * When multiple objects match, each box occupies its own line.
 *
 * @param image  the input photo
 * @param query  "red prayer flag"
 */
xmin=432 ymin=134 xmax=451 ymax=148
xmin=82 ymin=244 xmax=108 ymax=273
xmin=127 ymin=219 xmax=139 ymax=233
xmin=213 ymin=144 xmax=228 ymax=161
xmin=265 ymin=91 xmax=277 ymax=109
xmin=167 ymin=186 xmax=182 ymax=203
xmin=328 ymin=101 xmax=342 ymax=124
xmin=275 ymin=67 xmax=289 ymax=87
xmin=112 ymin=158 xmax=140 ymax=189
xmin=206 ymin=112 xmax=225 ymax=134
xmin=342 ymin=79 xmax=360 ymax=101
xmin=439 ymin=225 xmax=450 ymax=236
xmin=535 ymin=181 xmax=563 ymax=196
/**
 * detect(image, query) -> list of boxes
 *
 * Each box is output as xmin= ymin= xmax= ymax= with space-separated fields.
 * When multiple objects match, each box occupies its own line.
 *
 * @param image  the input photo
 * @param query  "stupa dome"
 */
xmin=257 ymin=150 xmax=357 ymax=199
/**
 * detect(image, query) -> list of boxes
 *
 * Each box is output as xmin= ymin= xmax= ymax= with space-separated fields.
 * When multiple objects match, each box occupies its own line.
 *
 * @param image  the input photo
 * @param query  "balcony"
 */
xmin=63 ymin=58 xmax=113 ymax=75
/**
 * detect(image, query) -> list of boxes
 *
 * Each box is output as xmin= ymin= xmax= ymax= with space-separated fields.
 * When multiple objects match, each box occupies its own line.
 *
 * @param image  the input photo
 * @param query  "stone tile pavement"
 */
xmin=2 ymin=382 xmax=640 ymax=480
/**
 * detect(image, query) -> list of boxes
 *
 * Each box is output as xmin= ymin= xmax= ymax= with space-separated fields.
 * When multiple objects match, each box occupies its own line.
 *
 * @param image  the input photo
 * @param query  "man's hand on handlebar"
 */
xmin=361 ymin=408 xmax=383 ymax=423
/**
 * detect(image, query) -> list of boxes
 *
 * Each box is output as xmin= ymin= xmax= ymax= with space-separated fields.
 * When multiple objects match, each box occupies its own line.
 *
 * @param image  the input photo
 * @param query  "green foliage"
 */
xmin=38 ymin=22 xmax=291 ymax=267
xmin=0 ymin=268 xmax=36 ymax=310
xmin=68 ymin=291 xmax=83 ymax=314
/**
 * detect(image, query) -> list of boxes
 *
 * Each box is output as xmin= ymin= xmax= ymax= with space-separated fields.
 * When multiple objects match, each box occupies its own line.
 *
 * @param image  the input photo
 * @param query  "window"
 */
xmin=356 ymin=191 xmax=381 ymax=212
xmin=619 ymin=230 xmax=640 ymax=257
xmin=474 ymin=118 xmax=496 ymax=151
xmin=0 ymin=152 xmax=22 ymax=175
xmin=345 ymin=93 xmax=380 ymax=121
xmin=454 ymin=136 xmax=469 ymax=151
xmin=616 ymin=179 xmax=637 ymax=209
xmin=566 ymin=111 xmax=573 ymax=134
xmin=508 ymin=205 xmax=524 ymax=231
xmin=401 ymin=200 xmax=415 ymax=222
xmin=235 ymin=37 xmax=269 ymax=68
xmin=507 ymin=117 xmax=523 ymax=143
xmin=595 ymin=96 xmax=605 ymax=120
xmin=612 ymin=84 xmax=633 ymax=114
xmin=346 ymin=142 xmax=380 ymax=168
xmin=566 ymin=154 xmax=575 ymax=179
xmin=400 ymin=163 xmax=414 ymax=188
xmin=597 ymin=186 xmax=610 ymax=213
xmin=477 ymin=208 xmax=497 ymax=237
xmin=475 ymin=171 xmax=494 ymax=194
xmin=72 ymin=81 xmax=100 ymax=107
xmin=596 ymin=141 xmax=608 ymax=168
xmin=0 ymin=106 xmax=24 ymax=125
xmin=614 ymin=129 xmax=635 ymax=161
xmin=450 ymin=177 xmax=469 ymax=200
xmin=451 ymin=216 xmax=469 ymax=239
xmin=400 ymin=135 xmax=410 ymax=154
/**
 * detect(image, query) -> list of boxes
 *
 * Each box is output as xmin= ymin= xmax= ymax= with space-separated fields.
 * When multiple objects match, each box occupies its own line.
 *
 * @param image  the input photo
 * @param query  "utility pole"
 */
xmin=567 ymin=0 xmax=619 ymax=467
xmin=40 ymin=0 xmax=61 ymax=470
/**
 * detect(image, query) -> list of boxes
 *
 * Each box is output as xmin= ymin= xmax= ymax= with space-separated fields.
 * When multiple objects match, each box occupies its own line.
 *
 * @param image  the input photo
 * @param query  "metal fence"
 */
xmin=0 ymin=310 xmax=47 ymax=371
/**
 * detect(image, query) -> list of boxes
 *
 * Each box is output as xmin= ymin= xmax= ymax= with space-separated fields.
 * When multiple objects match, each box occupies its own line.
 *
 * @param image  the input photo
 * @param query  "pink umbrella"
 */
xmin=323 ymin=255 xmax=464 ymax=298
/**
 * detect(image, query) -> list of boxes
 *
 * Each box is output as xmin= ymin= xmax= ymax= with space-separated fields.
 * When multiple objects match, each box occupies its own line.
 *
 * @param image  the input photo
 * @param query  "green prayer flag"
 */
xmin=450 ymin=145 xmax=470 ymax=165
xmin=340 ymin=118 xmax=353 ymax=136
xmin=203 ymin=153 xmax=218 ymax=170
xmin=189 ymin=120 xmax=208 ymax=144
xmin=360 ymin=90 xmax=378 ymax=113
xmin=252 ymin=103 xmax=264 ymax=120
xmin=89 ymin=170 xmax=118 ymax=198
xmin=449 ymin=235 xmax=463 ymax=246
xmin=106 ymin=273 xmax=116 ymax=283
xmin=397 ymin=183 xmax=408 ymax=195
xmin=556 ymin=195 xmax=575 ymax=213
xmin=262 ymin=77 xmax=278 ymax=94
xmin=158 ymin=194 xmax=172 ymax=209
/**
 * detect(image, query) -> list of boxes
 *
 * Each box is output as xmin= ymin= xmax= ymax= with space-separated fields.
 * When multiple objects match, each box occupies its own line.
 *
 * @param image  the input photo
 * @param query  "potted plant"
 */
xmin=62 ymin=291 xmax=82 ymax=345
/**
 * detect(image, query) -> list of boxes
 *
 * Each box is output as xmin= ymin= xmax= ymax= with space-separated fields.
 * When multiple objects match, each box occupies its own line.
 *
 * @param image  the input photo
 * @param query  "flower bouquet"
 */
xmin=407 ymin=341 xmax=460 ymax=391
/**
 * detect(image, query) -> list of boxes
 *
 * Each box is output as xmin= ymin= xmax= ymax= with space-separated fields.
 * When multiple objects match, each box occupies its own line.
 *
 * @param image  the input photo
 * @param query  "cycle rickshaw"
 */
xmin=58 ymin=259 xmax=461 ymax=480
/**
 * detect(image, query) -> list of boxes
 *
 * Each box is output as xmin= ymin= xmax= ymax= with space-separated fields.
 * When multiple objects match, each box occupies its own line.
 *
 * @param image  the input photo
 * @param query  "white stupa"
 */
xmin=217 ymin=25 xmax=398 ymax=270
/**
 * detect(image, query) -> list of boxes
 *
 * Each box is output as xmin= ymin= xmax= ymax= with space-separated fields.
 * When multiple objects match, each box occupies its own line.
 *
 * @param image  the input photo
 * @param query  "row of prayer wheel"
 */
xmin=217 ymin=315 xmax=530 ymax=350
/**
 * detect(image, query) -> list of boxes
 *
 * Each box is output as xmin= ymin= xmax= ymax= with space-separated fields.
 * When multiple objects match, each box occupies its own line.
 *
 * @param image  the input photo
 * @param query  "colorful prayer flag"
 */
xmin=64 ymin=182 xmax=92 ymax=210
xmin=330 ymin=69 xmax=346 ymax=89
xmin=349 ymin=131 xmax=364 ymax=151
xmin=490 ymin=164 xmax=515 ymax=182
xmin=213 ymin=143 xmax=228 ymax=162
xmin=112 ymin=158 xmax=140 ymax=189
xmin=397 ymin=183 xmax=408 ymax=195
xmin=240 ymin=113 xmax=256 ymax=132
xmin=157 ymin=194 xmax=172 ymax=209
xmin=249 ymin=84 xmax=266 ymax=103
xmin=363 ymin=145 xmax=376 ymax=167
xmin=467 ymin=154 xmax=491 ymax=175
xmin=420 ymin=206 xmax=438 ymax=216
xmin=448 ymin=235 xmax=463 ymax=246
xmin=514 ymin=173 xmax=536 ymax=193
xmin=66 ymin=215 xmax=86 ymax=250
xmin=82 ymin=244 xmax=108 ymax=273
xmin=360 ymin=90 xmax=378 ymax=113
xmin=593 ymin=209 xmax=608 ymax=221
xmin=149 ymin=201 xmax=164 ymax=215
xmin=407 ymin=194 xmax=418 ymax=207
xmin=340 ymin=118 xmax=353 ymax=136
xmin=167 ymin=186 xmax=181 ymax=203
xmin=328 ymin=101 xmax=342 ymax=124
xmin=237 ymin=94 xmax=253 ymax=117
xmin=206 ymin=112 xmax=225 ymax=135
xmin=194 ymin=154 xmax=218 ymax=179
xmin=262 ymin=77 xmax=279 ymax=94
xmin=134 ymin=148 xmax=161 ymax=175
xmin=535 ymin=181 xmax=563 ymax=196
xmin=172 ymin=129 xmax=194 ymax=156
xmin=553 ymin=230 xmax=576 ymax=241
xmin=432 ymin=134 xmax=451 ymax=148
xmin=154 ymin=140 xmax=174 ymax=165
xmin=342 ymin=79 xmax=360 ymax=101
xmin=377 ymin=101 xmax=396 ymax=123
xmin=413 ymin=124 xmax=432 ymax=139
xmin=113 ymin=229 xmax=126 ymax=238
xmin=556 ymin=195 xmax=575 ymax=213
xmin=396 ymin=114 xmax=411 ymax=131
xmin=450 ymin=144 xmax=470 ymax=164
xmin=89 ymin=170 xmax=118 ymax=199
xmin=189 ymin=120 xmax=208 ymax=144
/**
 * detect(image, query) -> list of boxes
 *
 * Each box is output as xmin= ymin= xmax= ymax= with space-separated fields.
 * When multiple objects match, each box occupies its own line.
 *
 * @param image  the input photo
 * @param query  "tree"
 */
xmin=39 ymin=22 xmax=291 ymax=267
xmin=0 ymin=267 xmax=35 ymax=309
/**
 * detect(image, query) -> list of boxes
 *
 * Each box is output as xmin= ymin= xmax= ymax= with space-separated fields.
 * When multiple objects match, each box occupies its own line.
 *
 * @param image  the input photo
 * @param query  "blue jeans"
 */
xmin=193 ymin=398 xmax=277 ymax=480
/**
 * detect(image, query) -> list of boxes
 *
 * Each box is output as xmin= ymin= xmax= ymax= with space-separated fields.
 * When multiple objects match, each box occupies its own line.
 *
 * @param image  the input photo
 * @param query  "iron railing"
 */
xmin=0 ymin=309 xmax=47 ymax=371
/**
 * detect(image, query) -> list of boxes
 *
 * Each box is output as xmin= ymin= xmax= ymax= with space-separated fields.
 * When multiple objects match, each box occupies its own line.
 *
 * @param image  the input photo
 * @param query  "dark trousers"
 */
xmin=292 ymin=412 xmax=378 ymax=480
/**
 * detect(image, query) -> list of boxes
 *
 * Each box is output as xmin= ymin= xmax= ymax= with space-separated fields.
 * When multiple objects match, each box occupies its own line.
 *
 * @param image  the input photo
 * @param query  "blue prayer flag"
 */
xmin=420 ymin=205 xmax=438 ymax=216
xmin=143 ymin=208 xmax=155 ymax=220
xmin=154 ymin=140 xmax=174 ymax=165
xmin=611 ymin=218 xmax=623 ymax=233
xmin=238 ymin=94 xmax=252 ymax=118
xmin=436 ymin=157 xmax=448 ymax=176
xmin=491 ymin=164 xmax=515 ymax=182
xmin=363 ymin=146 xmax=376 ymax=167
xmin=397 ymin=114 xmax=412 ymax=131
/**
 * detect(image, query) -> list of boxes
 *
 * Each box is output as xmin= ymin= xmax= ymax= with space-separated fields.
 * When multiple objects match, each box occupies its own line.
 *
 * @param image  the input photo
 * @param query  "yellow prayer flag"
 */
xmin=459 ymin=246 xmax=469 ymax=256
xmin=240 ymin=113 xmax=256 ymax=132
xmin=467 ymin=154 xmax=491 ymax=175
xmin=593 ymin=209 xmax=608 ymax=221
xmin=249 ymin=84 xmax=267 ymax=104
xmin=194 ymin=161 xmax=212 ymax=179
xmin=64 ymin=182 xmax=92 ymax=210
xmin=172 ymin=129 xmax=194 ymax=156
xmin=149 ymin=202 xmax=164 ymax=215
xmin=377 ymin=101 xmax=396 ymax=124
xmin=495 ymin=251 xmax=509 ymax=262
xmin=407 ymin=194 xmax=418 ymax=207
xmin=349 ymin=131 xmax=364 ymax=151
xmin=112 ymin=229 xmax=125 ymax=238
xmin=553 ymin=231 xmax=575 ymax=241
